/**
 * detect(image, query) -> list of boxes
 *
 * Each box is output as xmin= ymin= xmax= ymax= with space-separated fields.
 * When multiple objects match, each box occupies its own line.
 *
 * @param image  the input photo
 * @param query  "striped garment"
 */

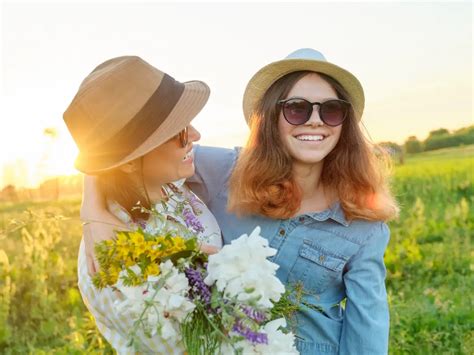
xmin=77 ymin=181 xmax=222 ymax=354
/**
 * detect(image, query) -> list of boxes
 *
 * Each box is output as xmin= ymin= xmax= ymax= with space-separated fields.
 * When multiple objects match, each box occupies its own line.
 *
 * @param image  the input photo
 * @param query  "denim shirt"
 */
xmin=187 ymin=145 xmax=390 ymax=355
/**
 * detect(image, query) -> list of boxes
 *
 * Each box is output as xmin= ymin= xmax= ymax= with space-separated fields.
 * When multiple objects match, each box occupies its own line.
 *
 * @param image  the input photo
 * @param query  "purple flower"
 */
xmin=188 ymin=193 xmax=203 ymax=215
xmin=136 ymin=219 xmax=147 ymax=230
xmin=241 ymin=305 xmax=267 ymax=324
xmin=182 ymin=208 xmax=205 ymax=235
xmin=185 ymin=267 xmax=212 ymax=305
xmin=232 ymin=319 xmax=268 ymax=345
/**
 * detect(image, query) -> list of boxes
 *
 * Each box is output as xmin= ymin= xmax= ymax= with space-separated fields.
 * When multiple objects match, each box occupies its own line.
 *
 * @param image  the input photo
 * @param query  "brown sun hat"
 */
xmin=243 ymin=48 xmax=365 ymax=125
xmin=63 ymin=56 xmax=210 ymax=174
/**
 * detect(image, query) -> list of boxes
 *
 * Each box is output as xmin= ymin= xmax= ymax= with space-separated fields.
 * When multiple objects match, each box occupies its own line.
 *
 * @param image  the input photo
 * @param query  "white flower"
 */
xmin=113 ymin=260 xmax=195 ymax=342
xmin=221 ymin=338 xmax=254 ymax=354
xmin=255 ymin=318 xmax=298 ymax=354
xmin=145 ymin=307 xmax=160 ymax=336
xmin=160 ymin=316 xmax=179 ymax=340
xmin=204 ymin=226 xmax=285 ymax=308
xmin=222 ymin=318 xmax=298 ymax=355
xmin=113 ymin=265 xmax=152 ymax=315
xmin=144 ymin=215 xmax=166 ymax=234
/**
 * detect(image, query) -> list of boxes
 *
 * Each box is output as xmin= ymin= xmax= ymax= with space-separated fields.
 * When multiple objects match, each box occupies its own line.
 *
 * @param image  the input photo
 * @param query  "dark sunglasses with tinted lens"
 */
xmin=278 ymin=98 xmax=351 ymax=126
xmin=178 ymin=126 xmax=189 ymax=147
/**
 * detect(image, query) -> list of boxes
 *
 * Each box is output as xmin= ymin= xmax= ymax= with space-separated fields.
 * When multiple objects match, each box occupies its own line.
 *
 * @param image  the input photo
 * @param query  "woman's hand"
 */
xmin=199 ymin=244 xmax=220 ymax=255
xmin=81 ymin=175 xmax=220 ymax=274
xmin=83 ymin=221 xmax=128 ymax=275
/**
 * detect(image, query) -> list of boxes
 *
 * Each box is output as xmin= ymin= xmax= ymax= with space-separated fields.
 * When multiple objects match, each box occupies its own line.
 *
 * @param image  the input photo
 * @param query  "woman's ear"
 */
xmin=119 ymin=160 xmax=138 ymax=174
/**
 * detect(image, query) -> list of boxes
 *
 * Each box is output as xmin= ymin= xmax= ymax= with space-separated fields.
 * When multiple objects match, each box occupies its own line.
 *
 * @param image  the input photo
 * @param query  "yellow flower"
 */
xmin=129 ymin=231 xmax=146 ymax=245
xmin=116 ymin=245 xmax=131 ymax=260
xmin=109 ymin=265 xmax=121 ymax=284
xmin=96 ymin=270 xmax=109 ymax=287
xmin=124 ymin=231 xmax=146 ymax=259
xmin=116 ymin=232 xmax=129 ymax=247
xmin=144 ymin=263 xmax=160 ymax=279
xmin=105 ymin=240 xmax=116 ymax=257
xmin=132 ymin=243 xmax=147 ymax=259
xmin=114 ymin=232 xmax=131 ymax=259
xmin=168 ymin=237 xmax=187 ymax=254
xmin=130 ymin=277 xmax=143 ymax=287
xmin=124 ymin=257 xmax=135 ymax=267
xmin=148 ymin=248 xmax=163 ymax=262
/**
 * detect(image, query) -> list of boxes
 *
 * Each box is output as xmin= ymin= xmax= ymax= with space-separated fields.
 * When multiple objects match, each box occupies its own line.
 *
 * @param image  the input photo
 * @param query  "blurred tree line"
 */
xmin=378 ymin=125 xmax=474 ymax=164
xmin=0 ymin=175 xmax=82 ymax=203
xmin=403 ymin=125 xmax=474 ymax=154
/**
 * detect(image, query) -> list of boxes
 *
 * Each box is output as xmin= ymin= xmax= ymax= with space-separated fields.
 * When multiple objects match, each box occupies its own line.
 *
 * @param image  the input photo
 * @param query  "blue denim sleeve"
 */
xmin=339 ymin=222 xmax=391 ymax=355
xmin=187 ymin=145 xmax=239 ymax=205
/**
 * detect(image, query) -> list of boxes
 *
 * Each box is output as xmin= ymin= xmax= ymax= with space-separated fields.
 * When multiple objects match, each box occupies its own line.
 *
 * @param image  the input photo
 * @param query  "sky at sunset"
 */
xmin=1 ymin=1 xmax=472 ymax=188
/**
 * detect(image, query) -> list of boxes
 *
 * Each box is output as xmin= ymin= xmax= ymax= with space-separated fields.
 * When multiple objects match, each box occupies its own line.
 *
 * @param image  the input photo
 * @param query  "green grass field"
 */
xmin=0 ymin=145 xmax=472 ymax=354
xmin=386 ymin=145 xmax=473 ymax=354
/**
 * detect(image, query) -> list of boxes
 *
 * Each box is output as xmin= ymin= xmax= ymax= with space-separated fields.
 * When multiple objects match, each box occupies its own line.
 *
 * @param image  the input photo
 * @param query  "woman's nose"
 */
xmin=306 ymin=106 xmax=324 ymax=126
xmin=188 ymin=124 xmax=201 ymax=142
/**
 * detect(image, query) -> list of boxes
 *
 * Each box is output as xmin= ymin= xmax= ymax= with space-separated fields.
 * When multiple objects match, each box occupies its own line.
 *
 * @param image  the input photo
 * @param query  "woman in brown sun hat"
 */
xmin=64 ymin=55 xmax=222 ymax=353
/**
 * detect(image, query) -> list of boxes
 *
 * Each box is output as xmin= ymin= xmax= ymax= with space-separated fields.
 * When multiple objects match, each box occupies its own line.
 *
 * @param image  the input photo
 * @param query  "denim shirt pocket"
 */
xmin=288 ymin=240 xmax=348 ymax=295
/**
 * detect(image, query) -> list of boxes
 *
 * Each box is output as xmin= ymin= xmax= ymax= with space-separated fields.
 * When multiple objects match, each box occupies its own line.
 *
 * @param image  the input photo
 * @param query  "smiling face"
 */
xmin=278 ymin=73 xmax=343 ymax=166
xmin=140 ymin=124 xmax=200 ymax=187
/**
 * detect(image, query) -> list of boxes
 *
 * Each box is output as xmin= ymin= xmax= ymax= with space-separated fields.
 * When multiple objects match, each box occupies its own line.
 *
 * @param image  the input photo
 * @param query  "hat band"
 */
xmin=86 ymin=74 xmax=185 ymax=168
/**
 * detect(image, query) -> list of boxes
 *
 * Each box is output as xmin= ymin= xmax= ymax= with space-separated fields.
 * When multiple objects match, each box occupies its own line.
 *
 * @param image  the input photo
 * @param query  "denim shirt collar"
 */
xmin=306 ymin=201 xmax=350 ymax=227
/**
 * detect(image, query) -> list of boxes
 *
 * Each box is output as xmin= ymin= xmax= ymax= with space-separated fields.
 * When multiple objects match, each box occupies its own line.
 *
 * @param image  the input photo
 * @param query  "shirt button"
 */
xmin=279 ymin=229 xmax=286 ymax=236
xmin=319 ymin=255 xmax=326 ymax=262
xmin=298 ymin=216 xmax=305 ymax=222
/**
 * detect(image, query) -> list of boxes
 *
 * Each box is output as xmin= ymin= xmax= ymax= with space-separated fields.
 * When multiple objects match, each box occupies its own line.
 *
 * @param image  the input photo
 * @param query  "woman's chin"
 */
xmin=291 ymin=151 xmax=327 ymax=165
xmin=178 ymin=166 xmax=196 ymax=180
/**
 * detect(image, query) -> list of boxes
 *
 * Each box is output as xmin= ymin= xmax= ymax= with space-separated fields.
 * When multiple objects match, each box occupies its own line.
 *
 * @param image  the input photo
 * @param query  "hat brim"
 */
xmin=243 ymin=59 xmax=365 ymax=124
xmin=75 ymin=80 xmax=210 ymax=174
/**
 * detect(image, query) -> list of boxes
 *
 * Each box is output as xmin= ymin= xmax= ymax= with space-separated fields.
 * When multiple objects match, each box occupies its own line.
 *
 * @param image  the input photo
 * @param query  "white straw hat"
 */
xmin=243 ymin=48 xmax=364 ymax=124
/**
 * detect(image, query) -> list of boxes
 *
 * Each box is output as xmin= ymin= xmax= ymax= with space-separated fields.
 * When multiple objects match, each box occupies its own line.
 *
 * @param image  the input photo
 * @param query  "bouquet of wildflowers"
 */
xmin=92 ymin=196 xmax=300 ymax=354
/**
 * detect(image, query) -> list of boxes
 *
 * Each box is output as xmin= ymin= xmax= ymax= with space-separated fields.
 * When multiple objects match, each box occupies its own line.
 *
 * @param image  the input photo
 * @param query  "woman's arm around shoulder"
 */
xmin=187 ymin=145 xmax=240 ymax=205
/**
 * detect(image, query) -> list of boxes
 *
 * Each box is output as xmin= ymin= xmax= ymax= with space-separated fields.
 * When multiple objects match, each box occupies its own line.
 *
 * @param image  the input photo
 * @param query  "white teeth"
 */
xmin=296 ymin=135 xmax=325 ymax=141
xmin=183 ymin=151 xmax=193 ymax=161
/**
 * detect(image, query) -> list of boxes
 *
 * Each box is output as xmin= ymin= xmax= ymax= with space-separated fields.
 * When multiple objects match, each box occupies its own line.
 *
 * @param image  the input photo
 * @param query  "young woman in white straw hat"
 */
xmin=64 ymin=55 xmax=222 ymax=353
xmin=81 ymin=48 xmax=399 ymax=354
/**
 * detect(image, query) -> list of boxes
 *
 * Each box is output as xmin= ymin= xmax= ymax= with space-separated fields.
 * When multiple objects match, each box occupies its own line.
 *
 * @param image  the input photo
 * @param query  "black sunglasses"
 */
xmin=278 ymin=97 xmax=351 ymax=126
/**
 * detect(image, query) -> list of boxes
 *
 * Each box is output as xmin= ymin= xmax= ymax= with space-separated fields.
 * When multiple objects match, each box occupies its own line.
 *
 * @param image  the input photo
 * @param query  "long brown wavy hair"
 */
xmin=228 ymin=71 xmax=399 ymax=222
xmin=96 ymin=159 xmax=152 ymax=222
